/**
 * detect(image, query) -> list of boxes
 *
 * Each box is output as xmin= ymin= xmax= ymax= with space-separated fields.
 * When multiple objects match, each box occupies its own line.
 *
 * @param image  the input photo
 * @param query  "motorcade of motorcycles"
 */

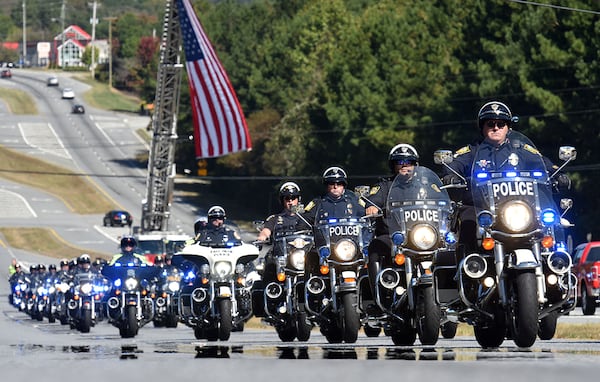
xmin=304 ymin=216 xmax=372 ymax=344
xmin=101 ymin=264 xmax=160 ymax=338
xmin=175 ymin=229 xmax=259 ymax=341
xmin=358 ymin=166 xmax=455 ymax=345
xmin=253 ymin=218 xmax=314 ymax=342
xmin=433 ymin=130 xmax=577 ymax=348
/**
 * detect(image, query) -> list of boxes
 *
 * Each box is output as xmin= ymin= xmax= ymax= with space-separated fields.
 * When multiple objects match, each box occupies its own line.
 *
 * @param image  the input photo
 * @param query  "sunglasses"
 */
xmin=394 ymin=159 xmax=416 ymax=166
xmin=485 ymin=120 xmax=508 ymax=128
xmin=283 ymin=196 xmax=298 ymax=201
xmin=327 ymin=182 xmax=344 ymax=186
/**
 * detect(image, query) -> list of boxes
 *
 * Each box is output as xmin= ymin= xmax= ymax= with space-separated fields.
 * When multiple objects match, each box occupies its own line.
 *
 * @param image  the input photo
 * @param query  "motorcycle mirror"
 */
xmin=253 ymin=220 xmax=265 ymax=232
xmin=354 ymin=185 xmax=371 ymax=198
xmin=434 ymin=150 xmax=453 ymax=165
xmin=560 ymin=198 xmax=573 ymax=210
xmin=559 ymin=146 xmax=577 ymax=161
xmin=291 ymin=204 xmax=305 ymax=214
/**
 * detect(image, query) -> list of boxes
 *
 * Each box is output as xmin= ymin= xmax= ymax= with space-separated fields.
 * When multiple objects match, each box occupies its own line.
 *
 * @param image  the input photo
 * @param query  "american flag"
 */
xmin=177 ymin=0 xmax=252 ymax=158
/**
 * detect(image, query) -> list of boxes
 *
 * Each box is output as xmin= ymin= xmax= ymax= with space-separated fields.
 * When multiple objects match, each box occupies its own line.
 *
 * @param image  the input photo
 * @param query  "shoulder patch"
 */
xmin=431 ymin=184 xmax=441 ymax=193
xmin=454 ymin=146 xmax=470 ymax=157
xmin=358 ymin=199 xmax=366 ymax=207
xmin=523 ymin=144 xmax=540 ymax=155
xmin=369 ymin=185 xmax=380 ymax=195
xmin=304 ymin=200 xmax=316 ymax=211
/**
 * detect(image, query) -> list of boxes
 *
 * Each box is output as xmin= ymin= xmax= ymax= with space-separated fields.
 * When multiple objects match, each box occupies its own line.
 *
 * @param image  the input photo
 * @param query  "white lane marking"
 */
xmin=0 ymin=189 xmax=37 ymax=218
xmin=18 ymin=122 xmax=72 ymax=159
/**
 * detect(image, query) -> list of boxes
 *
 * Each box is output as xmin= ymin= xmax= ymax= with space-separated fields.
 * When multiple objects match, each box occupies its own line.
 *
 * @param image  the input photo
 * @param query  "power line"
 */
xmin=508 ymin=0 xmax=600 ymax=15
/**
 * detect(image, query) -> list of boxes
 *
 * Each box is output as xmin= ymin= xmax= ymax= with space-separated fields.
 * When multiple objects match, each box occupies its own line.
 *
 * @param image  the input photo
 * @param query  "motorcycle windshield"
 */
xmin=469 ymin=130 xmax=556 ymax=234
xmin=314 ymin=218 xmax=371 ymax=263
xmin=386 ymin=166 xmax=453 ymax=252
xmin=101 ymin=264 xmax=160 ymax=282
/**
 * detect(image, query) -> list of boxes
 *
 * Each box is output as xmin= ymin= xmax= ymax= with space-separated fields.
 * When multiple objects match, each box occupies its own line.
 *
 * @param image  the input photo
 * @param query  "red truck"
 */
xmin=572 ymin=241 xmax=600 ymax=315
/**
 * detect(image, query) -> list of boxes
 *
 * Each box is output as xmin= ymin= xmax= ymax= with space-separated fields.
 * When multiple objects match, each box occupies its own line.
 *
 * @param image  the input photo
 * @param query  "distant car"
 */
xmin=72 ymin=104 xmax=85 ymax=114
xmin=103 ymin=210 xmax=133 ymax=227
xmin=62 ymin=88 xmax=75 ymax=99
xmin=47 ymin=76 xmax=59 ymax=86
xmin=1 ymin=69 xmax=11 ymax=79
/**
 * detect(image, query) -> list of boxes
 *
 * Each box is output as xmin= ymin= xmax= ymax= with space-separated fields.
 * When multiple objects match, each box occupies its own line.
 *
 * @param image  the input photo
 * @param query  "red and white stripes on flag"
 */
xmin=177 ymin=0 xmax=252 ymax=159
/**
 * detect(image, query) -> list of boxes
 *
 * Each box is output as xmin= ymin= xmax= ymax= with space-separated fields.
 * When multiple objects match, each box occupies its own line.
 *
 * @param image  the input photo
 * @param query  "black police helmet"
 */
xmin=279 ymin=182 xmax=301 ymax=204
xmin=388 ymin=143 xmax=419 ymax=172
xmin=477 ymin=101 xmax=512 ymax=130
xmin=322 ymin=166 xmax=348 ymax=186
xmin=120 ymin=236 xmax=137 ymax=251
xmin=79 ymin=254 xmax=91 ymax=264
xmin=208 ymin=205 xmax=226 ymax=220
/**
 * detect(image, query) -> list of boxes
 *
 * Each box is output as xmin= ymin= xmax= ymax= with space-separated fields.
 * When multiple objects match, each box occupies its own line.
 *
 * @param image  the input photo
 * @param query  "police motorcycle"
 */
xmin=66 ymin=272 xmax=109 ymax=332
xmin=151 ymin=264 xmax=182 ymax=328
xmin=358 ymin=167 xmax=454 ymax=345
xmin=101 ymin=264 xmax=160 ymax=338
xmin=434 ymin=131 xmax=576 ymax=348
xmin=175 ymin=226 xmax=259 ymax=341
xmin=253 ymin=215 xmax=315 ymax=342
xmin=9 ymin=272 xmax=29 ymax=311
xmin=303 ymin=214 xmax=372 ymax=344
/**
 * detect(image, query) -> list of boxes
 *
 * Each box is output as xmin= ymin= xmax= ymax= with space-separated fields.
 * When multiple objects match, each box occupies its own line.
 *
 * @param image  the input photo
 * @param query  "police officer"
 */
xmin=196 ymin=206 xmax=241 ymax=244
xmin=363 ymin=144 xmax=420 ymax=305
xmin=303 ymin=167 xmax=366 ymax=275
xmin=108 ymin=236 xmax=151 ymax=266
xmin=257 ymin=182 xmax=309 ymax=242
xmin=257 ymin=181 xmax=310 ymax=283
xmin=441 ymin=101 xmax=571 ymax=254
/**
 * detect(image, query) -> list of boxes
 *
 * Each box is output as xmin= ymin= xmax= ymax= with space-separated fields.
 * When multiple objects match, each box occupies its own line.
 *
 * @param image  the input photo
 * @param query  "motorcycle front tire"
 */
xmin=342 ymin=292 xmax=360 ymax=344
xmin=218 ymin=299 xmax=232 ymax=341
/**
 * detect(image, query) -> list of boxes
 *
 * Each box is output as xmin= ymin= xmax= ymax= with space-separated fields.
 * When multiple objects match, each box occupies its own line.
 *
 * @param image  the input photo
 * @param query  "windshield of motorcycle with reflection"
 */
xmin=469 ymin=130 xmax=556 ymax=233
xmin=385 ymin=166 xmax=452 ymax=241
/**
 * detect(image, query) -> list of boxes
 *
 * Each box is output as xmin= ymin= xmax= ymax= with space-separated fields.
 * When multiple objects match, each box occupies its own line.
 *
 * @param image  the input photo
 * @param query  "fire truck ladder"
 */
xmin=141 ymin=0 xmax=183 ymax=232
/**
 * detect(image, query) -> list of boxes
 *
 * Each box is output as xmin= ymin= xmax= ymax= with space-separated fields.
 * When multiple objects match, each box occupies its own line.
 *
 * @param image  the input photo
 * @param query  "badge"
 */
xmin=508 ymin=153 xmax=519 ymax=167
xmin=476 ymin=159 xmax=490 ymax=169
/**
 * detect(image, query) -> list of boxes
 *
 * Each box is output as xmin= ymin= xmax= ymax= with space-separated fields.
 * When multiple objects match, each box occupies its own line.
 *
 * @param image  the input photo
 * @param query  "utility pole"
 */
xmin=104 ymin=17 xmax=117 ymax=88
xmin=89 ymin=1 xmax=98 ymax=79
xmin=60 ymin=0 xmax=65 ymax=68
xmin=22 ymin=0 xmax=26 ymax=68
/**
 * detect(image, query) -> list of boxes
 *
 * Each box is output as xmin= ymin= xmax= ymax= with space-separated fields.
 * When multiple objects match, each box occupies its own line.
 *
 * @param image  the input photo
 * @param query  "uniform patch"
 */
xmin=431 ymin=184 xmax=441 ymax=193
xmin=369 ymin=185 xmax=380 ymax=195
xmin=304 ymin=201 xmax=315 ymax=211
xmin=523 ymin=144 xmax=540 ymax=155
xmin=454 ymin=146 xmax=470 ymax=157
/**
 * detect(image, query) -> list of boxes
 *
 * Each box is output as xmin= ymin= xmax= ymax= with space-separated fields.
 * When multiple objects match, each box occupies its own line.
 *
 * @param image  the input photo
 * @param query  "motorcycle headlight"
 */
xmin=499 ymin=201 xmax=533 ymax=233
xmin=80 ymin=283 xmax=93 ymax=294
xmin=409 ymin=224 xmax=437 ymax=251
xmin=48 ymin=286 xmax=56 ymax=294
xmin=214 ymin=261 xmax=233 ymax=278
xmin=37 ymin=287 xmax=45 ymax=295
xmin=124 ymin=277 xmax=138 ymax=290
xmin=167 ymin=281 xmax=180 ymax=292
xmin=289 ymin=249 xmax=306 ymax=270
xmin=333 ymin=239 xmax=357 ymax=261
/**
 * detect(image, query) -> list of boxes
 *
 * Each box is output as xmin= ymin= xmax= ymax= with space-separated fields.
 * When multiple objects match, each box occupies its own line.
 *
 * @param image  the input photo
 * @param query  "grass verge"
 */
xmin=0 ymin=146 xmax=116 ymax=214
xmin=0 ymin=227 xmax=112 ymax=260
xmin=0 ymin=87 xmax=38 ymax=114
xmin=75 ymin=75 xmax=141 ymax=113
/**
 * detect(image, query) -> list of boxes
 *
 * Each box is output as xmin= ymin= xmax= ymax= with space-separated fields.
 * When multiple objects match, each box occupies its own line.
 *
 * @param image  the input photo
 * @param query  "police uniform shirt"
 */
xmin=304 ymin=189 xmax=366 ymax=224
xmin=263 ymin=211 xmax=308 ymax=239
xmin=197 ymin=225 xmax=241 ymax=244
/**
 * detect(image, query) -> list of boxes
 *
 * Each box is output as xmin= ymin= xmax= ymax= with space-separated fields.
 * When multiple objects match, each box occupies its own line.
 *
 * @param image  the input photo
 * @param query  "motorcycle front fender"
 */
xmin=511 ymin=249 xmax=539 ymax=269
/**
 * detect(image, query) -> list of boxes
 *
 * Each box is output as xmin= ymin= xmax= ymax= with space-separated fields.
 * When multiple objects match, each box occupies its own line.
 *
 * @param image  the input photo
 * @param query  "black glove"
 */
xmin=556 ymin=173 xmax=571 ymax=191
xmin=442 ymin=174 xmax=461 ymax=185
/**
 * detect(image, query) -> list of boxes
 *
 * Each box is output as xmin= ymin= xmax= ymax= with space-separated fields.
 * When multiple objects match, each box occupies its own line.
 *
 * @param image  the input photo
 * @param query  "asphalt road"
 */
xmin=2 ymin=68 xmax=600 ymax=381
